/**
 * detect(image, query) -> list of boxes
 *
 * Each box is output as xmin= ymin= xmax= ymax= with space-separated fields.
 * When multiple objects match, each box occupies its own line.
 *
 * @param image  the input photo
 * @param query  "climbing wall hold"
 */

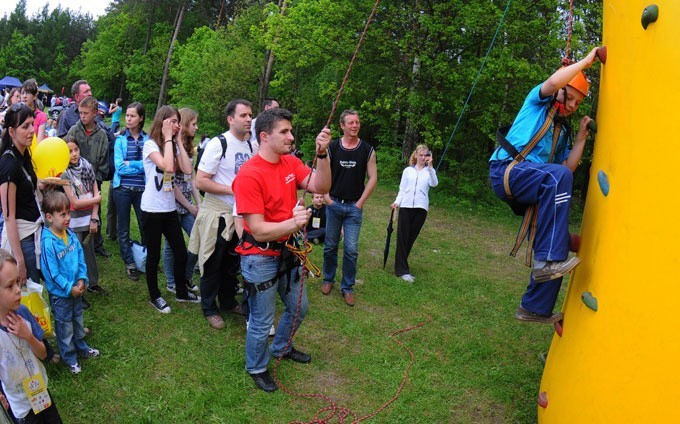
xmin=642 ymin=5 xmax=659 ymax=29
xmin=582 ymin=291 xmax=599 ymax=311
xmin=554 ymin=319 xmax=564 ymax=337
xmin=538 ymin=391 xmax=549 ymax=408
xmin=597 ymin=170 xmax=610 ymax=196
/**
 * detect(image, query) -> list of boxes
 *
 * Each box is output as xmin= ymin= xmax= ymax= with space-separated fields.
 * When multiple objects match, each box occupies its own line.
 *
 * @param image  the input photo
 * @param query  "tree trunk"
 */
xmin=157 ymin=3 xmax=186 ymax=110
xmin=402 ymin=55 xmax=422 ymax=158
xmin=257 ymin=0 xmax=285 ymax=110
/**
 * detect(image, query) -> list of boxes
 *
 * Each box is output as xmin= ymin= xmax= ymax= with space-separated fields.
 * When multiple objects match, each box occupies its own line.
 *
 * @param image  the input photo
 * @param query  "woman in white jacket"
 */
xmin=391 ymin=145 xmax=438 ymax=282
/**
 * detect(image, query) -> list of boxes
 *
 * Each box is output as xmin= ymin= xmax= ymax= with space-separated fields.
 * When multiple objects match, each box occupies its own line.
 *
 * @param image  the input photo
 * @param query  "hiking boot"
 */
xmin=515 ymin=305 xmax=563 ymax=324
xmin=532 ymin=257 xmax=581 ymax=283
xmin=150 ymin=297 xmax=171 ymax=314
xmin=276 ymin=347 xmax=311 ymax=364
xmin=126 ymin=267 xmax=140 ymax=281
xmin=249 ymin=370 xmax=277 ymax=392
xmin=206 ymin=314 xmax=225 ymax=330
xmin=343 ymin=292 xmax=355 ymax=307
xmin=176 ymin=292 xmax=200 ymax=303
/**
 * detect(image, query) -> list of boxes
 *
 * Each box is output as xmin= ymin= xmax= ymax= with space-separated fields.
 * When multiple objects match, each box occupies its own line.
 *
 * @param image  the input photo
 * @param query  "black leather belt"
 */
xmin=331 ymin=196 xmax=356 ymax=204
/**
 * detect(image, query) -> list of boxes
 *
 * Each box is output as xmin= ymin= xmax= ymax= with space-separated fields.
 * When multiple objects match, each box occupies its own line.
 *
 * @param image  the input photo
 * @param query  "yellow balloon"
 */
xmin=32 ymin=137 xmax=70 ymax=179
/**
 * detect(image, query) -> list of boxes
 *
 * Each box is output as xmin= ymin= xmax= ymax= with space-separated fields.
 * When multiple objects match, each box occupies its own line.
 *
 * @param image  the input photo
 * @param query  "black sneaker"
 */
xmin=249 ymin=370 xmax=277 ymax=392
xmin=87 ymin=285 xmax=109 ymax=296
xmin=176 ymin=292 xmax=200 ymax=303
xmin=277 ymin=347 xmax=311 ymax=364
xmin=126 ymin=267 xmax=140 ymax=281
xmin=149 ymin=297 xmax=171 ymax=313
xmin=95 ymin=248 xmax=112 ymax=258
xmin=185 ymin=281 xmax=199 ymax=293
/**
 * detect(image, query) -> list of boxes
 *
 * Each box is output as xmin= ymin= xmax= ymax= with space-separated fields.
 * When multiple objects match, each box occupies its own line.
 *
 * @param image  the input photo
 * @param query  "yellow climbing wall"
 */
xmin=539 ymin=1 xmax=680 ymax=422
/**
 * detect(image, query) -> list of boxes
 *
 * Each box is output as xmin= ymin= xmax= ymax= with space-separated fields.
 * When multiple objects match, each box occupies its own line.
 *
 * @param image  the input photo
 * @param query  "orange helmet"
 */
xmin=567 ymin=70 xmax=590 ymax=97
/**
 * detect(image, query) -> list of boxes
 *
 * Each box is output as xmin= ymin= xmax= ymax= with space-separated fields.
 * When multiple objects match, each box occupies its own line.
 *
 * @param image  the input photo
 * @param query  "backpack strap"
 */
xmin=217 ymin=134 xmax=253 ymax=160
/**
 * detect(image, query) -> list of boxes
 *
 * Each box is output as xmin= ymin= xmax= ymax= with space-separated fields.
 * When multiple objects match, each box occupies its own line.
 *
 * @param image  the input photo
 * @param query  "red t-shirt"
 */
xmin=233 ymin=154 xmax=311 ymax=256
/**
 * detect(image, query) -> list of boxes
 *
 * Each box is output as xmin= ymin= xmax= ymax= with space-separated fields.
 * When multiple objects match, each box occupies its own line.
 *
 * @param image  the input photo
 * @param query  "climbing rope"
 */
xmin=435 ymin=0 xmax=513 ymax=171
xmin=564 ymin=0 xmax=574 ymax=62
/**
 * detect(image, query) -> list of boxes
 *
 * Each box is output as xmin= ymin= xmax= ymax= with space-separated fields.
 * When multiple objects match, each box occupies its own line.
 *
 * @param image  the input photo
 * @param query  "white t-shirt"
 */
xmin=141 ymin=139 xmax=177 ymax=213
xmin=197 ymin=130 xmax=258 ymax=204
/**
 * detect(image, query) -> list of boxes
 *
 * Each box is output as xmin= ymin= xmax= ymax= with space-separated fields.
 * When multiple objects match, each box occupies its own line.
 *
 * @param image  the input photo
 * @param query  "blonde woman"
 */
xmin=391 ymin=145 xmax=438 ymax=282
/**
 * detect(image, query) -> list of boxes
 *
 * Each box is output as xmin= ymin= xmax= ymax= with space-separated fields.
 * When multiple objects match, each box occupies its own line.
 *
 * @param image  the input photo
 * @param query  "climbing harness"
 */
xmin=496 ymin=102 xmax=567 ymax=266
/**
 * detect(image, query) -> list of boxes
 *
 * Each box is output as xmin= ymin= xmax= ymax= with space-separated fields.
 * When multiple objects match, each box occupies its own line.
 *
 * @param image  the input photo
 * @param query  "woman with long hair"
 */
xmin=162 ymin=108 xmax=201 ymax=294
xmin=0 ymin=103 xmax=42 ymax=284
xmin=391 ymin=144 xmax=438 ymax=283
xmin=20 ymin=79 xmax=47 ymax=143
xmin=141 ymin=105 xmax=199 ymax=313
xmin=112 ymin=102 xmax=147 ymax=281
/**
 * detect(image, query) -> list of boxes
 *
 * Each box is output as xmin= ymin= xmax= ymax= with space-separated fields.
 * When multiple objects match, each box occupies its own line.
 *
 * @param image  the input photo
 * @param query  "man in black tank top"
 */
xmin=321 ymin=110 xmax=378 ymax=306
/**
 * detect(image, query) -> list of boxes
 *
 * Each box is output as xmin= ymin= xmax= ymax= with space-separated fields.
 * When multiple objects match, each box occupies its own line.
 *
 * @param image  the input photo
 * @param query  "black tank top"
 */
xmin=328 ymin=138 xmax=374 ymax=201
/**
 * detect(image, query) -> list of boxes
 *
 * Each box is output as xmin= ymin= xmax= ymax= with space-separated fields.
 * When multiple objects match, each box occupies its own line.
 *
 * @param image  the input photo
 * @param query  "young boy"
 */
xmin=66 ymin=95 xmax=111 ymax=259
xmin=0 ymin=249 xmax=63 ymax=422
xmin=40 ymin=191 xmax=100 ymax=374
xmin=306 ymin=193 xmax=326 ymax=244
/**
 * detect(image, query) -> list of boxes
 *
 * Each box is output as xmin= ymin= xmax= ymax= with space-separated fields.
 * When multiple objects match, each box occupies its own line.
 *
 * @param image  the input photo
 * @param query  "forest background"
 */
xmin=0 ymin=0 xmax=602 ymax=206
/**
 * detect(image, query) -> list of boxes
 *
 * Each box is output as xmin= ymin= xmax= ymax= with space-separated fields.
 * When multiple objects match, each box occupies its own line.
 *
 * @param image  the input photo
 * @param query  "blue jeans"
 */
xmin=163 ymin=212 xmax=197 ymax=287
xmin=49 ymin=294 xmax=89 ymax=367
xmin=322 ymin=200 xmax=363 ymax=293
xmin=113 ymin=186 xmax=143 ymax=268
xmin=21 ymin=235 xmax=41 ymax=284
xmin=242 ymin=254 xmax=308 ymax=374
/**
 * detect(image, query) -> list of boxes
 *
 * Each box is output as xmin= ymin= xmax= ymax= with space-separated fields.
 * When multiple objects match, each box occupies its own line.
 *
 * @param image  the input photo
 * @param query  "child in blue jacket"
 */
xmin=40 ymin=190 xmax=100 ymax=374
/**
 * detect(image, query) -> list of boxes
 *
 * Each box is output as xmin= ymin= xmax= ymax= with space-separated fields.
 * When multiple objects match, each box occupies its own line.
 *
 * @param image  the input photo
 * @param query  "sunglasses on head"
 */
xmin=9 ymin=102 xmax=27 ymax=112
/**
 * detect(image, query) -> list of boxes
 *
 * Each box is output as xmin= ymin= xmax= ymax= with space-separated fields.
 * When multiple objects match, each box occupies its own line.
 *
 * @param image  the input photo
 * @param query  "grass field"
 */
xmin=44 ymin=182 xmax=567 ymax=423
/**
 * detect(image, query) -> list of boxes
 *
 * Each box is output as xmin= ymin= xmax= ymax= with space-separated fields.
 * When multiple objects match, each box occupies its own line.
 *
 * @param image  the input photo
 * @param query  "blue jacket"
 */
xmin=40 ymin=226 xmax=88 ymax=298
xmin=112 ymin=129 xmax=147 ymax=188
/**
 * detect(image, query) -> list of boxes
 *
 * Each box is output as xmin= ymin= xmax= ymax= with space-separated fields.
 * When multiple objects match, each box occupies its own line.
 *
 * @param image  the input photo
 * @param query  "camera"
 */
xmin=293 ymin=149 xmax=304 ymax=159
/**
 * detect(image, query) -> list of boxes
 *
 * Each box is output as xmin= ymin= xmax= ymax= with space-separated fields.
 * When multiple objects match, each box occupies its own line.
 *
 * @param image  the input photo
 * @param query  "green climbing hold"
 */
xmin=582 ymin=291 xmax=598 ymax=311
xmin=598 ymin=170 xmax=610 ymax=196
xmin=641 ymin=5 xmax=659 ymax=29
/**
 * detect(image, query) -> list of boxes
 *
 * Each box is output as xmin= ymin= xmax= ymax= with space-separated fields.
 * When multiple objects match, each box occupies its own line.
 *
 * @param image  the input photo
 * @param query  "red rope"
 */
xmin=274 ymin=313 xmax=432 ymax=424
xmin=271 ymin=4 xmax=426 ymax=421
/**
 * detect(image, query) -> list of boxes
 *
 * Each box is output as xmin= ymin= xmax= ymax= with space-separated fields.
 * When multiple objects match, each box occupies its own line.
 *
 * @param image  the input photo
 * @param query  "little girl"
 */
xmin=0 ymin=249 xmax=63 ymax=422
xmin=61 ymin=137 xmax=106 ymax=296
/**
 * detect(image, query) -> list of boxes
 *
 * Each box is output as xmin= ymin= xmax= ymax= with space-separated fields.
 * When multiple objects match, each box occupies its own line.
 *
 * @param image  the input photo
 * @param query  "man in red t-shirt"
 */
xmin=233 ymin=108 xmax=330 ymax=392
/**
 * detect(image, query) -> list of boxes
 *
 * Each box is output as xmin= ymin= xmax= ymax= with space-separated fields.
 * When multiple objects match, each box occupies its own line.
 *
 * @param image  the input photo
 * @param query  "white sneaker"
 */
xmin=400 ymin=274 xmax=415 ymax=283
xmin=70 ymin=363 xmax=82 ymax=374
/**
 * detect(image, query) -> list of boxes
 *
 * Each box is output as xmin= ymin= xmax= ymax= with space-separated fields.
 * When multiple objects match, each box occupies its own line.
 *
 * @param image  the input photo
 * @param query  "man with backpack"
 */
xmin=189 ymin=99 xmax=256 ymax=329
xmin=489 ymin=47 xmax=601 ymax=324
